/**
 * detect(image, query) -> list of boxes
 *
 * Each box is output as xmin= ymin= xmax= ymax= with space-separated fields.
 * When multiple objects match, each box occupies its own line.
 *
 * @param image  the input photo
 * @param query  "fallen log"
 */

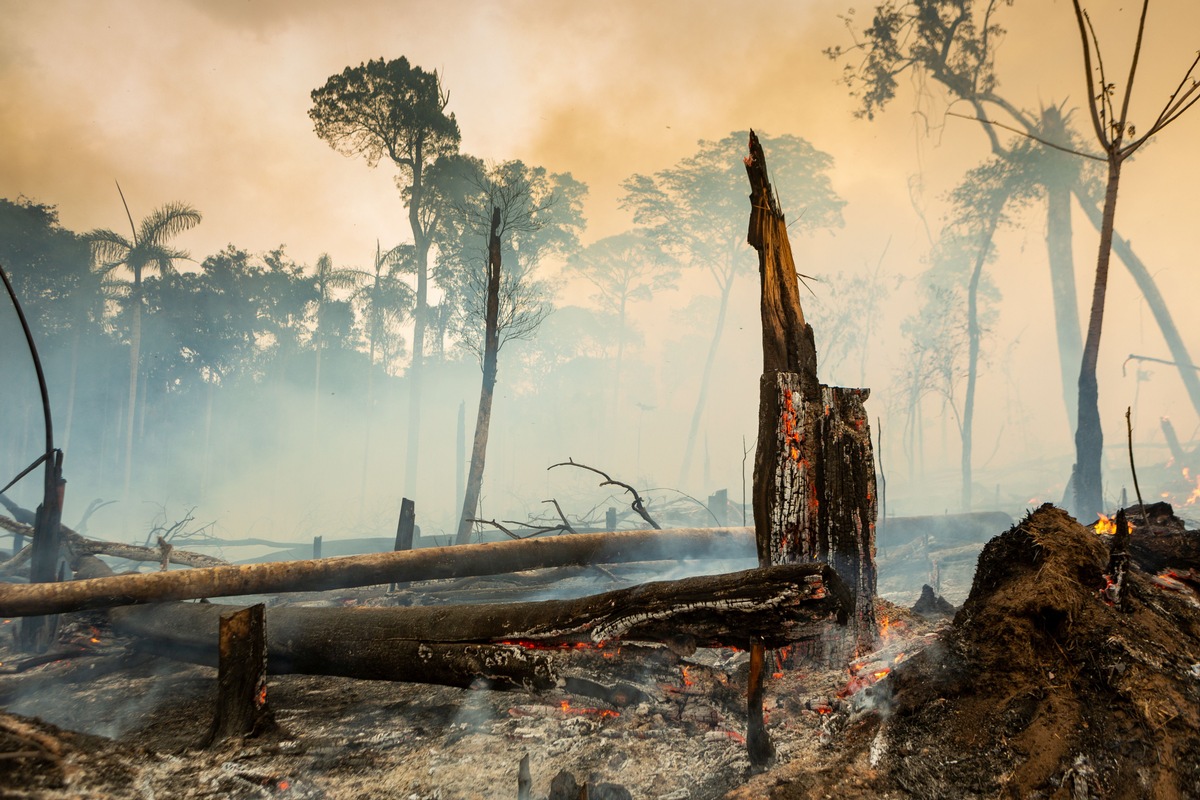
xmin=110 ymin=563 xmax=845 ymax=659
xmin=0 ymin=526 xmax=755 ymax=617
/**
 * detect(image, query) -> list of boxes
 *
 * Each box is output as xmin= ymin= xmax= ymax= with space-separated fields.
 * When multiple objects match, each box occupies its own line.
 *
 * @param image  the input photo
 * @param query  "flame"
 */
xmin=558 ymin=700 xmax=618 ymax=719
xmin=681 ymin=666 xmax=694 ymax=687
xmin=257 ymin=686 xmax=267 ymax=706
xmin=1184 ymin=468 xmax=1200 ymax=506
xmin=1094 ymin=514 xmax=1117 ymax=535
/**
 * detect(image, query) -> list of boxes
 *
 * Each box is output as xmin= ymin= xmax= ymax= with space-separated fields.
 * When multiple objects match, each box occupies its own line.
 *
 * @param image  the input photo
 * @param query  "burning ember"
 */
xmin=558 ymin=700 xmax=619 ymax=720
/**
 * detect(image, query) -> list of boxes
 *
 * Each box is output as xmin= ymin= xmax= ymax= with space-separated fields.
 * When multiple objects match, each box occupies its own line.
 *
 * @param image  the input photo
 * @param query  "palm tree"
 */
xmin=348 ymin=242 xmax=415 ymax=511
xmin=311 ymin=253 xmax=358 ymax=434
xmin=87 ymin=187 xmax=201 ymax=505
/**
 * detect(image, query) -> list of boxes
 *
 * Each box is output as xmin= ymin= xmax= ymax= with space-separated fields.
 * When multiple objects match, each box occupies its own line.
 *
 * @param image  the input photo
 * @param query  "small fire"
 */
xmin=1092 ymin=514 xmax=1134 ymax=536
xmin=257 ymin=686 xmax=268 ymax=706
xmin=558 ymin=700 xmax=619 ymax=719
xmin=681 ymin=666 xmax=694 ymax=687
xmin=1184 ymin=468 xmax=1200 ymax=506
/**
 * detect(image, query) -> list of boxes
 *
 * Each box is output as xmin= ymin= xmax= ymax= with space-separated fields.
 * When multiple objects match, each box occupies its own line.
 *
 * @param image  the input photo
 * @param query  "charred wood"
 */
xmin=110 ymin=563 xmax=845 ymax=661
xmin=204 ymin=603 xmax=274 ymax=745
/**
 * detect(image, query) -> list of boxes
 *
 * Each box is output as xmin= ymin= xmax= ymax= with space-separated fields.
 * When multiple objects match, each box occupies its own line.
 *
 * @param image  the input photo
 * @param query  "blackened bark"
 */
xmin=111 ymin=563 xmax=847 ymax=656
xmin=746 ymin=131 xmax=878 ymax=661
xmin=1074 ymin=161 xmax=1123 ymax=521
xmin=204 ymin=604 xmax=274 ymax=745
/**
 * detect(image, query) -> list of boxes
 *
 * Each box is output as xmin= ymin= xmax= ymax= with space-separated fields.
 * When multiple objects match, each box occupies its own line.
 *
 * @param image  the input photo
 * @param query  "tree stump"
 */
xmin=205 ymin=603 xmax=274 ymax=745
xmin=746 ymin=129 xmax=878 ymax=666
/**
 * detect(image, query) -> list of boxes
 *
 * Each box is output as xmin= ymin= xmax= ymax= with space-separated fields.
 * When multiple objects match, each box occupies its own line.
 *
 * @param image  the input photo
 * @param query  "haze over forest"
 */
xmin=2 ymin=0 xmax=1200 ymax=545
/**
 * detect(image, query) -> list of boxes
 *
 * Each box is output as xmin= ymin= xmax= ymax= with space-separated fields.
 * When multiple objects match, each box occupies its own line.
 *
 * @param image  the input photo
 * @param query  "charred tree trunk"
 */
xmin=746 ymin=130 xmax=878 ymax=665
xmin=1074 ymin=161 xmax=1124 ymax=521
xmin=111 ymin=564 xmax=846 ymax=687
xmin=0 ymin=526 xmax=754 ymax=617
xmin=203 ymin=604 xmax=274 ymax=745
xmin=456 ymin=207 xmax=502 ymax=545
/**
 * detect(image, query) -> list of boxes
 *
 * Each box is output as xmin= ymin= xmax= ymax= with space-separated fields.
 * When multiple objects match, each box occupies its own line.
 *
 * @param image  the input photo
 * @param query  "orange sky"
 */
xmin=3 ymin=0 xmax=1199 ymax=518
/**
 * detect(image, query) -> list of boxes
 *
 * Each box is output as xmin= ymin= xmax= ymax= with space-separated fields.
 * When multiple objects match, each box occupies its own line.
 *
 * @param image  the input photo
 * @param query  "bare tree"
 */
xmin=447 ymin=161 xmax=584 ymax=544
xmin=1069 ymin=0 xmax=1200 ymax=519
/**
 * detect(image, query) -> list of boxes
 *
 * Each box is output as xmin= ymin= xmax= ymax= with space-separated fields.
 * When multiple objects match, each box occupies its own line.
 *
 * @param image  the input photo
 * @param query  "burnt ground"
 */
xmin=730 ymin=504 xmax=1200 ymax=800
xmin=1 ymin=504 xmax=1199 ymax=799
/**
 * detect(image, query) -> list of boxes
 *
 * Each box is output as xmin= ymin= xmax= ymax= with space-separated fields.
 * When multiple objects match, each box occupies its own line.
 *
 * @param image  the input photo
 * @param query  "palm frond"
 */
xmin=140 ymin=202 xmax=202 ymax=246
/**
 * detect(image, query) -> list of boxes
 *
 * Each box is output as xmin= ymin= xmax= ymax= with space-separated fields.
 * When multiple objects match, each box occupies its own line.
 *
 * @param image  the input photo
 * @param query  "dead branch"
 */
xmin=549 ymin=458 xmax=661 ymax=530
xmin=0 ymin=514 xmax=226 ymax=572
xmin=542 ymin=499 xmax=577 ymax=534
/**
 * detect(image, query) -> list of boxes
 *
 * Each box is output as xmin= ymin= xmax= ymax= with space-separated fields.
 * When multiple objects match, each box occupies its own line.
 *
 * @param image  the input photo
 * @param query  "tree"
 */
xmin=310 ymin=253 xmax=359 ymax=435
xmin=0 ymin=197 xmax=96 ymax=455
xmin=86 ymin=191 xmax=200 ymax=505
xmin=829 ymin=0 xmax=1200 ymax=436
xmin=442 ymin=160 xmax=583 ymax=544
xmin=622 ymin=132 xmax=844 ymax=489
xmin=348 ymin=242 xmax=415 ymax=509
xmin=569 ymin=230 xmax=676 ymax=419
xmin=310 ymin=56 xmax=461 ymax=497
xmin=1067 ymin=0 xmax=1200 ymax=519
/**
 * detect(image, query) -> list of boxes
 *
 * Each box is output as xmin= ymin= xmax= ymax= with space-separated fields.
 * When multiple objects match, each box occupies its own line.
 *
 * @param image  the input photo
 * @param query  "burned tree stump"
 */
xmin=746 ymin=130 xmax=878 ymax=665
xmin=204 ymin=603 xmax=274 ymax=745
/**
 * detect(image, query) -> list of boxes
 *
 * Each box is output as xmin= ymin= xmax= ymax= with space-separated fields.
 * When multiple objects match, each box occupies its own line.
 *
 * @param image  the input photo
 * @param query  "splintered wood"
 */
xmin=746 ymin=129 xmax=878 ymax=665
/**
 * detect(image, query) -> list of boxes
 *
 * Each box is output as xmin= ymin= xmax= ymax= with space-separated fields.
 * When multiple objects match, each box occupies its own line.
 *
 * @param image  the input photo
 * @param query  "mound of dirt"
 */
xmin=735 ymin=503 xmax=1200 ymax=799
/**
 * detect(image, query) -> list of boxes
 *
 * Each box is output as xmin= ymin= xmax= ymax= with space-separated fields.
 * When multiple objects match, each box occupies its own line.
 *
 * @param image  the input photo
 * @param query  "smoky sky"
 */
xmin=2 ymin=0 xmax=1199 ymax=530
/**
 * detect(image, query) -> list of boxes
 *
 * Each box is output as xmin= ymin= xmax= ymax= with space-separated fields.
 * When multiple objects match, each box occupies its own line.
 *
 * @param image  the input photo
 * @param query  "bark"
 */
xmin=110 ymin=562 xmax=847 ymax=656
xmin=1074 ymin=161 xmax=1123 ymax=521
xmin=456 ymin=207 xmax=502 ymax=545
xmin=204 ymin=604 xmax=273 ymax=745
xmin=122 ymin=283 xmax=141 ymax=504
xmin=746 ymin=130 xmax=878 ymax=661
xmin=405 ymin=153 xmax=429 ymax=499
xmin=0 ymin=526 xmax=755 ymax=617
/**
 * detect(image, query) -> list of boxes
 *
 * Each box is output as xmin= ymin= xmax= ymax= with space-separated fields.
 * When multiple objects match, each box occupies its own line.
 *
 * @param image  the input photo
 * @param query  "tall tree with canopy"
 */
xmin=86 ymin=191 xmax=200 ymax=505
xmin=828 ymin=0 xmax=1200 ymax=441
xmin=622 ymin=132 xmax=844 ymax=490
xmin=441 ymin=160 xmax=584 ymax=544
xmin=1066 ymin=0 xmax=1200 ymax=519
xmin=309 ymin=56 xmax=460 ymax=496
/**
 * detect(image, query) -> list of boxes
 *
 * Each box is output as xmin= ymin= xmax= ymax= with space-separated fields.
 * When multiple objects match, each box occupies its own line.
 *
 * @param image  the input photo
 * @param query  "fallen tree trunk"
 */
xmin=0 ymin=526 xmax=755 ymax=617
xmin=110 ymin=563 xmax=846 ymax=658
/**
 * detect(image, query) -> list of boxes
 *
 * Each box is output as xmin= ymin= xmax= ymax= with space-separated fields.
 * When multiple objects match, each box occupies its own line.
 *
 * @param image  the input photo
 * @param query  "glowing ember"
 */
xmin=681 ymin=666 xmax=694 ymax=687
xmin=257 ymin=686 xmax=267 ymax=706
xmin=558 ymin=700 xmax=618 ymax=719
xmin=278 ymin=780 xmax=290 ymax=791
